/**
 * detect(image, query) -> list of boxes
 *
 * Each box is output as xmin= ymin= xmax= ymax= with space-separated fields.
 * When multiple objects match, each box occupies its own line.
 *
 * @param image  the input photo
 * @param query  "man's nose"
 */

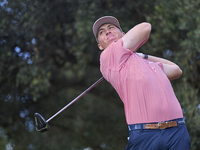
xmin=106 ymin=29 xmax=111 ymax=35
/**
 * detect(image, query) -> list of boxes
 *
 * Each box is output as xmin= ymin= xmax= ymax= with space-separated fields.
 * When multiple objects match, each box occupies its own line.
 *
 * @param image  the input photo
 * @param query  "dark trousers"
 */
xmin=125 ymin=120 xmax=191 ymax=150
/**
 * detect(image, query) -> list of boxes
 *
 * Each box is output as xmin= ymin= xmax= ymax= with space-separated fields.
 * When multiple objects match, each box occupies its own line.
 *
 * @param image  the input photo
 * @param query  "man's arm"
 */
xmin=147 ymin=55 xmax=182 ymax=81
xmin=122 ymin=22 xmax=151 ymax=52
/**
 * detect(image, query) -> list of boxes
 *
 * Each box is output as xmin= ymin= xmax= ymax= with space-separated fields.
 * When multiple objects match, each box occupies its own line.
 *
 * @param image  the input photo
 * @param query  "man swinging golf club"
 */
xmin=92 ymin=16 xmax=191 ymax=150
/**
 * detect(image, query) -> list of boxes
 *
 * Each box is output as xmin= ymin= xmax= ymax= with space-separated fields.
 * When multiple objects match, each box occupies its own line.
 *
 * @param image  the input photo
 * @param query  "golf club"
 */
xmin=34 ymin=76 xmax=104 ymax=133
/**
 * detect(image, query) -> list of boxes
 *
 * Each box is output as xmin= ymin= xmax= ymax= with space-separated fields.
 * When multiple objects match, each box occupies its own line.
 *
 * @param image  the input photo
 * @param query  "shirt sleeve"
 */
xmin=106 ymin=38 xmax=133 ymax=71
xmin=100 ymin=38 xmax=133 ymax=82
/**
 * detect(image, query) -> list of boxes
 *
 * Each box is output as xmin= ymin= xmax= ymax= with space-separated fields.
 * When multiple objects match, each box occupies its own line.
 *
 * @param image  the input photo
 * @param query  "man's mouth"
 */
xmin=107 ymin=35 xmax=115 ymax=40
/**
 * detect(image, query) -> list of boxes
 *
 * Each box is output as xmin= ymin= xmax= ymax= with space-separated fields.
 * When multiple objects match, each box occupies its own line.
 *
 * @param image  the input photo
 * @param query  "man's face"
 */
xmin=97 ymin=23 xmax=124 ymax=50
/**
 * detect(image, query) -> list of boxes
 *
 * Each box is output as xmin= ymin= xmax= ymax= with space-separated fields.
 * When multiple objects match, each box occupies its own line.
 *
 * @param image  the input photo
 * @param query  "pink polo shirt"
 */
xmin=100 ymin=39 xmax=183 ymax=125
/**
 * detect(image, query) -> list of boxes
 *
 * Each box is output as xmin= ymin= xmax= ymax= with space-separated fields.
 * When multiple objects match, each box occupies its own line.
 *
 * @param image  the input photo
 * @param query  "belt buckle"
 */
xmin=158 ymin=121 xmax=168 ymax=129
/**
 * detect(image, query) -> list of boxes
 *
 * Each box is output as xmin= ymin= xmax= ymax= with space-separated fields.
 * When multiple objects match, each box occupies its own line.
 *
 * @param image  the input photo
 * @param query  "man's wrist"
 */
xmin=136 ymin=52 xmax=143 ymax=58
xmin=144 ymin=54 xmax=148 ymax=59
xmin=136 ymin=52 xmax=148 ymax=59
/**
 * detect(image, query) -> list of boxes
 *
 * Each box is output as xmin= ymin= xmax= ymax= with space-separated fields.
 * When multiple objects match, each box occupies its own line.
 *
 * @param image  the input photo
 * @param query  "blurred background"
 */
xmin=0 ymin=0 xmax=200 ymax=149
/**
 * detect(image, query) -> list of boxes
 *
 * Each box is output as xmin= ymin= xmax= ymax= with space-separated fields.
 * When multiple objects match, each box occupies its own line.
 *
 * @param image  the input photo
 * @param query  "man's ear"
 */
xmin=98 ymin=44 xmax=104 ymax=50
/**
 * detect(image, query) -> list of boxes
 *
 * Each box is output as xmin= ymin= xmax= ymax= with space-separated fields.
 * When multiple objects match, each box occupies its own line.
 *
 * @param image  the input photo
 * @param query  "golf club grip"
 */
xmin=46 ymin=77 xmax=104 ymax=122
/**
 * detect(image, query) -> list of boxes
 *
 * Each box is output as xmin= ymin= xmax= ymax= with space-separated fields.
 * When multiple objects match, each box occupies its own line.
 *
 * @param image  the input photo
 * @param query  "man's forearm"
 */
xmin=146 ymin=55 xmax=177 ymax=66
xmin=144 ymin=54 xmax=182 ymax=80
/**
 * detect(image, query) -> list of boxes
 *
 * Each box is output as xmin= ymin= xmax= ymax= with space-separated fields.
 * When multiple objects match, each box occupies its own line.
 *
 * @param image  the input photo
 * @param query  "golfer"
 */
xmin=92 ymin=16 xmax=191 ymax=150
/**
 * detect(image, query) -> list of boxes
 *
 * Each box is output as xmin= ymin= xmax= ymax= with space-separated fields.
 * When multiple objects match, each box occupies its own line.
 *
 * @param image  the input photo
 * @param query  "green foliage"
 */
xmin=0 ymin=0 xmax=199 ymax=149
xmin=0 ymin=130 xmax=7 ymax=149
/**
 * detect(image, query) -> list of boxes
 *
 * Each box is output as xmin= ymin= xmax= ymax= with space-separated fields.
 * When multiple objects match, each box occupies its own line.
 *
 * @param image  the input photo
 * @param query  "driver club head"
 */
xmin=34 ymin=113 xmax=50 ymax=133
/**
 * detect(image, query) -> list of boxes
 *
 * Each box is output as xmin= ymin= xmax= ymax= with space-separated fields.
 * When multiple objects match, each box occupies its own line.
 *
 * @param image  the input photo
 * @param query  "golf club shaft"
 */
xmin=46 ymin=77 xmax=104 ymax=122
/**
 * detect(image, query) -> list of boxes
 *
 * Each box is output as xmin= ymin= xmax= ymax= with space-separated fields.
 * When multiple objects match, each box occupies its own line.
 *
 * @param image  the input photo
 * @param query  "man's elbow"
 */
xmin=170 ymin=67 xmax=182 ymax=81
xmin=176 ymin=67 xmax=182 ymax=79
xmin=142 ymin=22 xmax=152 ymax=29
xmin=142 ymin=22 xmax=152 ymax=37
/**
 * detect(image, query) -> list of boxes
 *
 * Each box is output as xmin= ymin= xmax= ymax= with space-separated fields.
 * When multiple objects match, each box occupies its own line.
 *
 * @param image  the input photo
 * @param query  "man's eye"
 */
xmin=99 ymin=31 xmax=104 ymax=35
